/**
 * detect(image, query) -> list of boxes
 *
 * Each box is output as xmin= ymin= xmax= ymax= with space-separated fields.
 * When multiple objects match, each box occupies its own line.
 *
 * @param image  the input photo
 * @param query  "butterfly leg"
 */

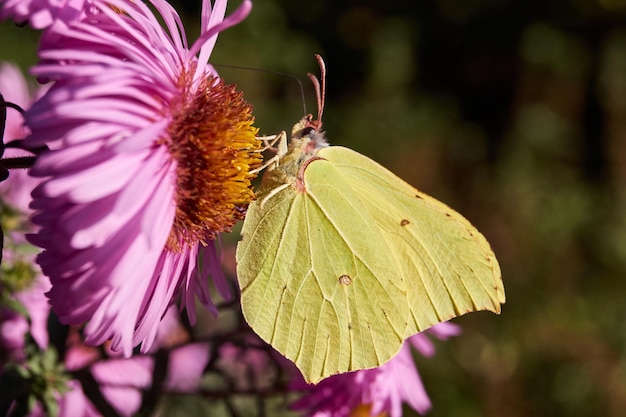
xmin=255 ymin=132 xmax=282 ymax=151
xmin=259 ymin=182 xmax=290 ymax=209
xmin=251 ymin=131 xmax=288 ymax=175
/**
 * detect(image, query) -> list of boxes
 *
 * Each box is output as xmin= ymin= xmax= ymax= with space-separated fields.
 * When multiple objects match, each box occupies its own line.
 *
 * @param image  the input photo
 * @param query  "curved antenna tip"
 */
xmin=306 ymin=54 xmax=326 ymax=130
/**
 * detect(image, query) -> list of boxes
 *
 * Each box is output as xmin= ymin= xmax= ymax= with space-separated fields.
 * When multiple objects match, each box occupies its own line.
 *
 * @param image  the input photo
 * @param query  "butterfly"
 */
xmin=236 ymin=55 xmax=505 ymax=384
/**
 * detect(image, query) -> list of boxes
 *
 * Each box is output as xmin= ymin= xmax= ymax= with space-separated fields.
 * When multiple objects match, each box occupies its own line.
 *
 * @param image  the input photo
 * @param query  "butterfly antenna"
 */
xmin=213 ymin=63 xmax=307 ymax=115
xmin=306 ymin=54 xmax=326 ymax=130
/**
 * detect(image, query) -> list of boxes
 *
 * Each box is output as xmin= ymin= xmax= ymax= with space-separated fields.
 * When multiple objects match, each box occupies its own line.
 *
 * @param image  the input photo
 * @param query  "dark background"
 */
xmin=3 ymin=0 xmax=626 ymax=415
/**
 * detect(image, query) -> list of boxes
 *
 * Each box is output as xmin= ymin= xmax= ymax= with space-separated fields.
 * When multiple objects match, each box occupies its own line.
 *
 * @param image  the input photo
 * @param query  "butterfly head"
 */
xmin=261 ymin=55 xmax=329 ymax=187
xmin=290 ymin=113 xmax=328 ymax=153
xmin=288 ymin=54 xmax=329 ymax=155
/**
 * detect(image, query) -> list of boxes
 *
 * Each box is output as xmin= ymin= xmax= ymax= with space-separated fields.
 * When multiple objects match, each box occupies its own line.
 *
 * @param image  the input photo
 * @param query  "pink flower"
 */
xmin=55 ymin=380 xmax=101 ymax=417
xmin=0 ymin=62 xmax=43 ymax=212
xmin=2 ymin=99 xmax=210 ymax=415
xmin=214 ymin=337 xmax=275 ymax=389
xmin=20 ymin=380 xmax=102 ymax=417
xmin=0 ymin=0 xmax=89 ymax=29
xmin=66 ymin=344 xmax=153 ymax=417
xmin=0 ymin=63 xmax=30 ymax=141
xmin=17 ymin=307 xmax=210 ymax=417
xmin=1 ymin=62 xmax=50 ymax=357
xmin=0 ymin=277 xmax=50 ymax=356
xmin=290 ymin=322 xmax=461 ymax=417
xmin=60 ymin=307 xmax=211 ymax=417
xmin=164 ymin=342 xmax=211 ymax=391
xmin=24 ymin=0 xmax=261 ymax=356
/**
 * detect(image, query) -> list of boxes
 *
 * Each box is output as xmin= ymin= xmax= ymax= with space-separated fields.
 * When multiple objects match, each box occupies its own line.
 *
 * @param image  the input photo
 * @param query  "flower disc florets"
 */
xmin=168 ymin=73 xmax=261 ymax=251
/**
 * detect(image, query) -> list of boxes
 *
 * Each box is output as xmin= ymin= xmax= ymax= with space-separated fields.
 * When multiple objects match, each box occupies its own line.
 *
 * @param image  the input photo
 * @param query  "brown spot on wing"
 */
xmin=400 ymin=219 xmax=410 ymax=226
xmin=338 ymin=275 xmax=352 ymax=285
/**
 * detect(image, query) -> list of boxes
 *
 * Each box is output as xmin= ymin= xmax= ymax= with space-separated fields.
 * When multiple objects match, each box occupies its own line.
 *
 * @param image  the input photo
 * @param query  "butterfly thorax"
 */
xmin=260 ymin=115 xmax=329 ymax=195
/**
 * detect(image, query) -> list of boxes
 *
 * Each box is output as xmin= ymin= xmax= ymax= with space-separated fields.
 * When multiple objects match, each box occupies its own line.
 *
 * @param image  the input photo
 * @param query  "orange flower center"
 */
xmin=166 ymin=73 xmax=261 ymax=251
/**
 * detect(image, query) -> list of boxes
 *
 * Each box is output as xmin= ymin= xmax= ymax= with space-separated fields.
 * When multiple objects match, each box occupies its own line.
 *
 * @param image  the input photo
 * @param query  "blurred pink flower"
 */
xmin=290 ymin=322 xmax=461 ymax=417
xmin=213 ymin=336 xmax=277 ymax=390
xmin=0 ymin=277 xmax=50 ymax=357
xmin=165 ymin=342 xmax=211 ymax=391
xmin=60 ymin=307 xmax=211 ymax=417
xmin=0 ymin=63 xmax=30 ymax=141
xmin=23 ymin=0 xmax=260 ymax=356
xmin=0 ymin=62 xmax=43 ymax=212
xmin=21 ymin=380 xmax=101 ymax=417
xmin=1 ymin=62 xmax=50 ymax=359
xmin=9 ymin=306 xmax=211 ymax=417
xmin=0 ymin=0 xmax=89 ymax=29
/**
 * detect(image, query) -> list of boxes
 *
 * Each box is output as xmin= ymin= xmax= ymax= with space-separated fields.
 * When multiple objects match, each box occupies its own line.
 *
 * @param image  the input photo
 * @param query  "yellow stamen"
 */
xmin=167 ymin=73 xmax=261 ymax=251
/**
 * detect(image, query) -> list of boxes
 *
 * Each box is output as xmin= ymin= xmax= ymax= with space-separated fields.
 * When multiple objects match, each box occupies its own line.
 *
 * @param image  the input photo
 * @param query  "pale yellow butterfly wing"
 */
xmin=317 ymin=146 xmax=505 ymax=336
xmin=237 ymin=158 xmax=409 ymax=383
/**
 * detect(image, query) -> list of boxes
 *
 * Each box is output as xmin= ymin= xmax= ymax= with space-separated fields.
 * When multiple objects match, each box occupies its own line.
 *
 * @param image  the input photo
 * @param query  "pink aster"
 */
xmin=0 ymin=0 xmax=89 ymax=29
xmin=14 ymin=306 xmax=210 ymax=417
xmin=290 ymin=322 xmax=461 ymax=417
xmin=0 ymin=62 xmax=44 ymax=212
xmin=23 ymin=0 xmax=261 ymax=356
xmin=61 ymin=307 xmax=211 ymax=417
xmin=1 ymin=61 xmax=50 ymax=357
xmin=0 ymin=276 xmax=50 ymax=357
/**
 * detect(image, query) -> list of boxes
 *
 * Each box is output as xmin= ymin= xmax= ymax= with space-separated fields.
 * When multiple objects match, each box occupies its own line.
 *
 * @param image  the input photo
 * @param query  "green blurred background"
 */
xmin=3 ymin=0 xmax=626 ymax=415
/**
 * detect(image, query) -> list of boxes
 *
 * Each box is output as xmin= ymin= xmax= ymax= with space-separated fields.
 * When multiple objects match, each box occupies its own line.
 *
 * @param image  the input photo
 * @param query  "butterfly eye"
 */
xmin=301 ymin=126 xmax=315 ymax=136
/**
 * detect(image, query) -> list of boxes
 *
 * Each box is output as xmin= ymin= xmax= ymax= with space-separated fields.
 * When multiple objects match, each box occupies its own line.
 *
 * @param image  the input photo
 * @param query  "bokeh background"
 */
xmin=3 ymin=0 xmax=626 ymax=416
